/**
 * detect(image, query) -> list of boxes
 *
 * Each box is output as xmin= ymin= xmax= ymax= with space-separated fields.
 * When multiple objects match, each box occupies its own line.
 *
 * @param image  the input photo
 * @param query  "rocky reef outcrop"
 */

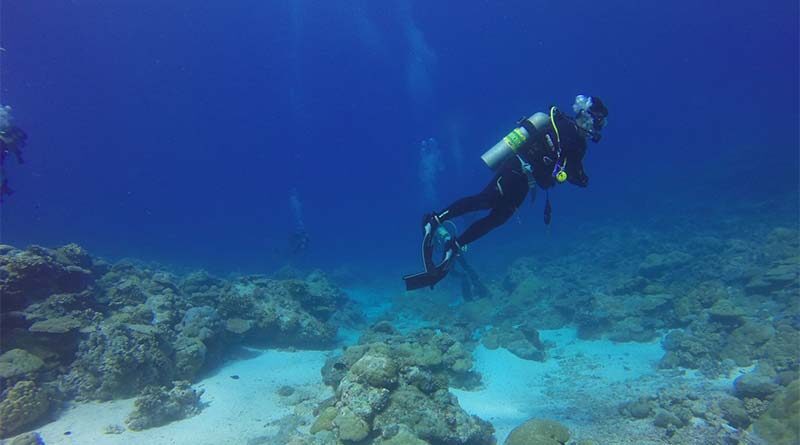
xmin=616 ymin=365 xmax=798 ymax=443
xmin=311 ymin=322 xmax=494 ymax=445
xmin=125 ymin=380 xmax=205 ymax=430
xmin=504 ymin=418 xmax=570 ymax=445
xmin=0 ymin=244 xmax=101 ymax=312
xmin=0 ymin=243 xmax=362 ymax=437
xmin=0 ymin=380 xmax=50 ymax=437
xmin=481 ymin=321 xmax=551 ymax=361
xmin=753 ymin=379 xmax=800 ymax=445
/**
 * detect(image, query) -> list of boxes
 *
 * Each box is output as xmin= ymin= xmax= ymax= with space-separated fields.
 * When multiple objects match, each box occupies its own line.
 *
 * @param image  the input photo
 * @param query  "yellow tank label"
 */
xmin=503 ymin=128 xmax=527 ymax=152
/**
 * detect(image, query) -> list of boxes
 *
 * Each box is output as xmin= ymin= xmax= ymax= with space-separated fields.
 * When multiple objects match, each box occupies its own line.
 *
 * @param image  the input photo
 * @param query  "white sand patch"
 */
xmin=27 ymin=349 xmax=332 ymax=445
xmin=453 ymin=328 xmax=688 ymax=444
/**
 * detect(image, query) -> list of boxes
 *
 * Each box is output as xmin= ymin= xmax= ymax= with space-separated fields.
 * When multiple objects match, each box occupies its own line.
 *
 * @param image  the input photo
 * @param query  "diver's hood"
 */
xmin=573 ymin=95 xmax=608 ymax=142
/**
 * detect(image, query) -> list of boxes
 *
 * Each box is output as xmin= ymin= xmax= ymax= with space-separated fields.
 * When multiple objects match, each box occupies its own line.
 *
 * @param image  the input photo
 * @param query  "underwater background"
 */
xmin=4 ymin=0 xmax=797 ymax=274
xmin=0 ymin=0 xmax=798 ymax=444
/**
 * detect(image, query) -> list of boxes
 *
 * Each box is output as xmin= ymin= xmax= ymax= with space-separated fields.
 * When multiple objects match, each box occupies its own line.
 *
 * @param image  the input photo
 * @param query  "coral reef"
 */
xmin=0 ymin=206 xmax=797 ymax=444
xmin=125 ymin=380 xmax=204 ymax=430
xmin=0 ymin=243 xmax=361 ymax=414
xmin=391 ymin=218 xmax=799 ymax=385
xmin=324 ymin=322 xmax=481 ymax=390
xmin=62 ymin=322 xmax=175 ymax=400
xmin=638 ymin=251 xmax=692 ymax=279
xmin=481 ymin=321 xmax=550 ymax=361
xmin=734 ymin=369 xmax=780 ymax=400
xmin=0 ymin=380 xmax=49 ymax=438
xmin=380 ymin=215 xmax=798 ymax=445
xmin=659 ymin=314 xmax=799 ymax=377
xmin=753 ymin=379 xmax=800 ymax=445
xmin=617 ymin=374 xmax=798 ymax=443
xmin=0 ymin=349 xmax=44 ymax=380
xmin=313 ymin=323 xmax=493 ymax=444
xmin=0 ymin=244 xmax=101 ymax=311
xmin=504 ymin=418 xmax=570 ymax=445
xmin=618 ymin=386 xmax=699 ymax=434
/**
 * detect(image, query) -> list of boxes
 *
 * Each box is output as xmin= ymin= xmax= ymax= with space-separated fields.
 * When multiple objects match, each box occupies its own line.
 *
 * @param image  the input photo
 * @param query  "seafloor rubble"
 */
xmin=390 ymin=215 xmax=799 ymax=444
xmin=0 ymin=243 xmax=363 ymax=437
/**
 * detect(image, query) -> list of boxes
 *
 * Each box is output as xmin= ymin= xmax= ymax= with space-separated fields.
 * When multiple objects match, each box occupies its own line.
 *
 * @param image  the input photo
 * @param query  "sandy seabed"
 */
xmin=454 ymin=328 xmax=746 ymax=444
xmin=30 ymin=349 xmax=333 ymax=445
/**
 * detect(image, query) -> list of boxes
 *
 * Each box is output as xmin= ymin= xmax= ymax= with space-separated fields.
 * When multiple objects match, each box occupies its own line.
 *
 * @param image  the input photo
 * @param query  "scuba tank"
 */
xmin=480 ymin=112 xmax=549 ymax=170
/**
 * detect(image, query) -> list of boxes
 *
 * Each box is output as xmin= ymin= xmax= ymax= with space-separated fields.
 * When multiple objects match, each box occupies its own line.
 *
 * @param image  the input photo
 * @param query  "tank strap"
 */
xmin=517 ymin=117 xmax=539 ymax=139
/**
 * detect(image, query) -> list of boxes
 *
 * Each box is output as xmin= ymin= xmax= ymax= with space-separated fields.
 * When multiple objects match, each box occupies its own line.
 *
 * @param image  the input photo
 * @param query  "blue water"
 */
xmin=2 ymin=0 xmax=798 ymax=278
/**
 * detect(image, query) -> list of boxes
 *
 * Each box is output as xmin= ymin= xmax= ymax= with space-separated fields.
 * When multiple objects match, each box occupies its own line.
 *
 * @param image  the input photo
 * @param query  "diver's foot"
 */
xmin=421 ymin=212 xmax=444 ymax=235
xmin=444 ymin=238 xmax=465 ymax=259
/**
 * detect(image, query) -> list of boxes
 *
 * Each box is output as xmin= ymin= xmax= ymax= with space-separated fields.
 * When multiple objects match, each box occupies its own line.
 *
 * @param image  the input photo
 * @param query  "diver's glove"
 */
xmin=570 ymin=172 xmax=589 ymax=188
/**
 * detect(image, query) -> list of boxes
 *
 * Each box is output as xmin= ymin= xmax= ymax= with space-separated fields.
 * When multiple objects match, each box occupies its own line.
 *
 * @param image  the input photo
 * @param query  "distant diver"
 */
xmin=404 ymin=95 xmax=609 ymax=291
xmin=0 ymin=105 xmax=27 ymax=203
xmin=289 ymin=228 xmax=310 ymax=256
xmin=287 ymin=188 xmax=310 ymax=257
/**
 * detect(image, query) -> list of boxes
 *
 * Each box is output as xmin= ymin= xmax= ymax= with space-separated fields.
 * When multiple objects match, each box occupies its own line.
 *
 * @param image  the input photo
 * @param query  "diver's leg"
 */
xmin=419 ymin=175 xmax=501 ymax=272
xmin=455 ymin=171 xmax=529 ymax=246
xmin=408 ymin=172 xmax=524 ymax=290
xmin=455 ymin=206 xmax=516 ymax=246
xmin=433 ymin=174 xmax=502 ymax=222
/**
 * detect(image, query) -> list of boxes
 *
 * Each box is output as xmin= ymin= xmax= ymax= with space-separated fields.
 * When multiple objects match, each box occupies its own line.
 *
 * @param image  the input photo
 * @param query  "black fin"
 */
xmin=422 ymin=225 xmax=436 ymax=272
xmin=404 ymin=249 xmax=455 ymax=291
xmin=403 ymin=269 xmax=448 ymax=291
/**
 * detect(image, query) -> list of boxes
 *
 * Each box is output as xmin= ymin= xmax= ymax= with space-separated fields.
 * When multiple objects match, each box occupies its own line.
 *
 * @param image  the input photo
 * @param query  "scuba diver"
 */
xmin=404 ymin=95 xmax=609 ymax=291
xmin=0 ymin=105 xmax=27 ymax=203
xmin=287 ymin=188 xmax=310 ymax=257
xmin=289 ymin=228 xmax=310 ymax=256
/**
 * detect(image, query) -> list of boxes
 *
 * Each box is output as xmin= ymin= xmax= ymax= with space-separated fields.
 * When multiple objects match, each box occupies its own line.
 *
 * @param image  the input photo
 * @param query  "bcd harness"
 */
xmin=515 ymin=106 xmax=568 ymax=226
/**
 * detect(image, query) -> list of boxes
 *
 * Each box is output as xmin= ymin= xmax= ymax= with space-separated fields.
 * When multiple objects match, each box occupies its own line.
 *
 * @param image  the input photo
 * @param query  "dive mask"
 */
xmin=587 ymin=96 xmax=608 ymax=142
xmin=573 ymin=95 xmax=608 ymax=143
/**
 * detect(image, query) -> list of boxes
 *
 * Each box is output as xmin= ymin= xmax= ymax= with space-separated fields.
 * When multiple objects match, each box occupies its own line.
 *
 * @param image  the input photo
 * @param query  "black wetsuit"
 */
xmin=439 ymin=111 xmax=590 ymax=246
